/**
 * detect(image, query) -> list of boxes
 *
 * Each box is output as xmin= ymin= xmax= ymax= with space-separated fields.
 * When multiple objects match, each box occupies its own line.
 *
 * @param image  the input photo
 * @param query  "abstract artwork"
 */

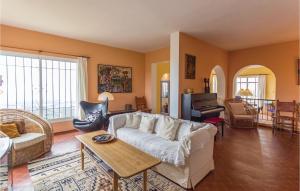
xmin=185 ymin=54 xmax=196 ymax=79
xmin=98 ymin=64 xmax=132 ymax=93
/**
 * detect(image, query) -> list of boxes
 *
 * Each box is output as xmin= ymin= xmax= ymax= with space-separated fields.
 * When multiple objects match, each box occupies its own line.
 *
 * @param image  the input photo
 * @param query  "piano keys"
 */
xmin=181 ymin=93 xmax=225 ymax=121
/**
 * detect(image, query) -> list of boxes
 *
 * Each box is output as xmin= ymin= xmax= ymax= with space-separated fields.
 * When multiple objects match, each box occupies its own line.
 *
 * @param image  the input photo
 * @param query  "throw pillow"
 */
xmin=86 ymin=111 xmax=102 ymax=122
xmin=0 ymin=123 xmax=20 ymax=138
xmin=4 ymin=120 xmax=26 ymax=134
xmin=229 ymin=102 xmax=247 ymax=115
xmin=139 ymin=115 xmax=156 ymax=133
xmin=157 ymin=116 xmax=180 ymax=141
xmin=125 ymin=114 xmax=141 ymax=128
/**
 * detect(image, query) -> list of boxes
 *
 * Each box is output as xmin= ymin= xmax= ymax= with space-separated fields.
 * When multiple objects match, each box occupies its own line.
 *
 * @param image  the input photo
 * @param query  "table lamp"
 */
xmin=98 ymin=92 xmax=114 ymax=112
xmin=243 ymin=88 xmax=253 ymax=97
xmin=237 ymin=88 xmax=253 ymax=100
xmin=237 ymin=89 xmax=245 ymax=97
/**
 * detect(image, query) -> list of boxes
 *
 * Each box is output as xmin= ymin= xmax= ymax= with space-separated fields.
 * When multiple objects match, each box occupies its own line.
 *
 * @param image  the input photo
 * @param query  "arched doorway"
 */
xmin=233 ymin=65 xmax=276 ymax=100
xmin=233 ymin=65 xmax=276 ymax=126
xmin=210 ymin=65 xmax=226 ymax=105
xmin=151 ymin=61 xmax=170 ymax=113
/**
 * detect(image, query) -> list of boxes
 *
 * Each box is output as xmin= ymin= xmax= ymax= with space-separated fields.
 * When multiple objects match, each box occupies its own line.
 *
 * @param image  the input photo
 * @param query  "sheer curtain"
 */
xmin=77 ymin=57 xmax=88 ymax=119
xmin=258 ymin=75 xmax=266 ymax=99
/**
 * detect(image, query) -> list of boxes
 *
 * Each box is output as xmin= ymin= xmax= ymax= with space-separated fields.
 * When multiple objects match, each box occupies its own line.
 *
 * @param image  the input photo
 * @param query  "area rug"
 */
xmin=0 ymin=164 xmax=8 ymax=189
xmin=28 ymin=150 xmax=185 ymax=191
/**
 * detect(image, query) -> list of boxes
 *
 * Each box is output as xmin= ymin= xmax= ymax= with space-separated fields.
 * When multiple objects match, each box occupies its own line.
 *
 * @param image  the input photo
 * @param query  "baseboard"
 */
xmin=53 ymin=129 xmax=78 ymax=135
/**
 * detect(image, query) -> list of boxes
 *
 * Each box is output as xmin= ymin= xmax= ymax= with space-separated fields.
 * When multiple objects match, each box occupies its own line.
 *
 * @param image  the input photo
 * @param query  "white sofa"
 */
xmin=108 ymin=112 xmax=217 ymax=189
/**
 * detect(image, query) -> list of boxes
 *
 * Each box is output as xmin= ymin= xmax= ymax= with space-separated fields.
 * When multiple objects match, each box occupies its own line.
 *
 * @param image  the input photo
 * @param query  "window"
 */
xmin=235 ymin=75 xmax=266 ymax=99
xmin=0 ymin=51 xmax=78 ymax=120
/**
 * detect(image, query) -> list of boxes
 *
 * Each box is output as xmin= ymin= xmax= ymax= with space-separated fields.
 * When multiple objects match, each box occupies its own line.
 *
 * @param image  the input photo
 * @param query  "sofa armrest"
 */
xmin=190 ymin=124 xmax=217 ymax=153
xmin=179 ymin=123 xmax=217 ymax=157
xmin=108 ymin=114 xmax=127 ymax=136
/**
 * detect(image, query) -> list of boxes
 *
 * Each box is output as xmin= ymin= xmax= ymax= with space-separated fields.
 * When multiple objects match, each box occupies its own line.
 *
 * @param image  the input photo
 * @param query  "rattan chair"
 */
xmin=0 ymin=109 xmax=53 ymax=166
xmin=224 ymin=99 xmax=258 ymax=128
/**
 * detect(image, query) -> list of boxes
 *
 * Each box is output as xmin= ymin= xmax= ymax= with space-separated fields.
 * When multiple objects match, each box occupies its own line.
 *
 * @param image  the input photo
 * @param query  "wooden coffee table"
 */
xmin=76 ymin=130 xmax=161 ymax=191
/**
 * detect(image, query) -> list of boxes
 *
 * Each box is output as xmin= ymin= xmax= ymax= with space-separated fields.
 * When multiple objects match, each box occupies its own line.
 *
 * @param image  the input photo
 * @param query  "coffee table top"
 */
xmin=76 ymin=130 xmax=161 ymax=178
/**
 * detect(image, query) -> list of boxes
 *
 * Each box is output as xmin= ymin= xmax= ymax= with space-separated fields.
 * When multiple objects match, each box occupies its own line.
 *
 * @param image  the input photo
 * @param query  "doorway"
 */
xmin=209 ymin=65 xmax=226 ymax=105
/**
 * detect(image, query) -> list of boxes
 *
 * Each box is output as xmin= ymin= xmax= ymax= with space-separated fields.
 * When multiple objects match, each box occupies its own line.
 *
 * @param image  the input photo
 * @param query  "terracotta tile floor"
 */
xmin=12 ymin=127 xmax=299 ymax=191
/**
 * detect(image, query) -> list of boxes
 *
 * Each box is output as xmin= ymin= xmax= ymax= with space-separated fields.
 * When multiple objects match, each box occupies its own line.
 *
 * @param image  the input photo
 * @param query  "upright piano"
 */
xmin=181 ymin=93 xmax=225 ymax=121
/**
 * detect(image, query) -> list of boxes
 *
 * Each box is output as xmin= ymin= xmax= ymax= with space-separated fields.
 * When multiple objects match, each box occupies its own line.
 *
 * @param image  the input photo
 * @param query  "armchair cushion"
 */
xmin=229 ymin=102 xmax=247 ymax=115
xmin=12 ymin=133 xmax=46 ymax=150
xmin=0 ymin=123 xmax=20 ymax=138
xmin=85 ymin=111 xmax=102 ymax=122
xmin=4 ymin=120 xmax=26 ymax=134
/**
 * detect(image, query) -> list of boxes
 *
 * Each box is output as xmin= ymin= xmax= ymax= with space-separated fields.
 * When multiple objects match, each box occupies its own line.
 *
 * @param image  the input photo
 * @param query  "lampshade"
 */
xmin=98 ymin=91 xmax=114 ymax=101
xmin=161 ymin=73 xmax=170 ymax=81
xmin=243 ymin=88 xmax=253 ymax=96
xmin=237 ymin=88 xmax=253 ymax=97
xmin=237 ymin=89 xmax=245 ymax=96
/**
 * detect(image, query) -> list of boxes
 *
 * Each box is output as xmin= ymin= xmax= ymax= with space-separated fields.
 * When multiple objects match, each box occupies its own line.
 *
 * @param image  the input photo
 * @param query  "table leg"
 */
xmin=80 ymin=143 xmax=84 ymax=170
xmin=113 ymin=172 xmax=119 ymax=191
xmin=143 ymin=170 xmax=147 ymax=191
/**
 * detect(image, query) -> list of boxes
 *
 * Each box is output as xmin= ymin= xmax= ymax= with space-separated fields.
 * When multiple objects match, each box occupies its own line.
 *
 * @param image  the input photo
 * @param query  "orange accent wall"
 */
xmin=0 ymin=24 xmax=145 ymax=133
xmin=1 ymin=24 xmax=298 ymax=133
xmin=228 ymin=41 xmax=299 ymax=101
xmin=144 ymin=47 xmax=170 ymax=108
xmin=179 ymin=33 xmax=229 ymax=95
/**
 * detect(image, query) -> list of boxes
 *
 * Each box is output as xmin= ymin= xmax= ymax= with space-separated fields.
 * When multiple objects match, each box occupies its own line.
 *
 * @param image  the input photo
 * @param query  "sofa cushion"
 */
xmin=116 ymin=127 xmax=185 ymax=166
xmin=157 ymin=116 xmax=180 ymax=141
xmin=176 ymin=122 xmax=192 ymax=141
xmin=229 ymin=102 xmax=247 ymax=115
xmin=139 ymin=115 xmax=156 ymax=133
xmin=125 ymin=113 xmax=141 ymax=129
xmin=12 ymin=133 xmax=46 ymax=150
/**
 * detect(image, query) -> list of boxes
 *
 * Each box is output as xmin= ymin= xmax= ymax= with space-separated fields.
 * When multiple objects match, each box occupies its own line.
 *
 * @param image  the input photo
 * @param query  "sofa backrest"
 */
xmin=134 ymin=111 xmax=207 ymax=141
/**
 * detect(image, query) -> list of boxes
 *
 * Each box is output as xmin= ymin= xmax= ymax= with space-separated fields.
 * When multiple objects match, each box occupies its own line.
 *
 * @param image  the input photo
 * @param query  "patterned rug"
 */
xmin=0 ymin=164 xmax=8 ymax=190
xmin=28 ymin=150 xmax=185 ymax=191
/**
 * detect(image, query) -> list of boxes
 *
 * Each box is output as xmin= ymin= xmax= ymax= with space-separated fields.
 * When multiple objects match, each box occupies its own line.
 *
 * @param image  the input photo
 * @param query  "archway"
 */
xmin=232 ymin=65 xmax=276 ymax=100
xmin=150 ymin=61 xmax=170 ymax=113
xmin=210 ymin=65 xmax=226 ymax=105
xmin=232 ymin=65 xmax=276 ymax=125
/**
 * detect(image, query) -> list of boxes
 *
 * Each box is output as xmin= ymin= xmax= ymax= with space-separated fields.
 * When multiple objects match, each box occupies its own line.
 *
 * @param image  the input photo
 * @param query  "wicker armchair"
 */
xmin=0 ymin=109 xmax=53 ymax=166
xmin=224 ymin=99 xmax=258 ymax=128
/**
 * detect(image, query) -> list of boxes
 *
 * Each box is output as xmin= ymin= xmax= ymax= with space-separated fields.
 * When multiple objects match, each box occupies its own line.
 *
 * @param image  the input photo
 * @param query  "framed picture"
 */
xmin=98 ymin=64 xmax=132 ymax=93
xmin=297 ymin=58 xmax=300 ymax=85
xmin=185 ymin=54 xmax=196 ymax=79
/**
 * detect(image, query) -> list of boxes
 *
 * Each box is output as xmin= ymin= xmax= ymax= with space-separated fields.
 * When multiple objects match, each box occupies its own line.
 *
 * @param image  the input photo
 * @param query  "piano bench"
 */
xmin=204 ymin=117 xmax=224 ymax=137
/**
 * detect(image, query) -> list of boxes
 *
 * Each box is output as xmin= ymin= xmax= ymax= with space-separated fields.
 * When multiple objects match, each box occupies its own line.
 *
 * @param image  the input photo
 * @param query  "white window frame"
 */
xmin=235 ymin=75 xmax=260 ymax=98
xmin=0 ymin=50 xmax=79 ymax=121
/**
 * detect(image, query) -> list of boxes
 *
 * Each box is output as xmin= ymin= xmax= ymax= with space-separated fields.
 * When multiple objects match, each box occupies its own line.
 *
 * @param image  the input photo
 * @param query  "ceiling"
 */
xmin=0 ymin=0 xmax=298 ymax=52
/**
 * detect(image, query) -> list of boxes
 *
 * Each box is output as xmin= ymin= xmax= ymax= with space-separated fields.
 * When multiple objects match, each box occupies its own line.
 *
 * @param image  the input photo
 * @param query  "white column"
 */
xmin=151 ymin=63 xmax=157 ymax=113
xmin=169 ymin=32 xmax=180 ymax=118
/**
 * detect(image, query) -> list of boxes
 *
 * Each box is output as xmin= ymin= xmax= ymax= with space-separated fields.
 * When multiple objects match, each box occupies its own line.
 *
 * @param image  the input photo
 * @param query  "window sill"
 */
xmin=49 ymin=118 xmax=73 ymax=124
